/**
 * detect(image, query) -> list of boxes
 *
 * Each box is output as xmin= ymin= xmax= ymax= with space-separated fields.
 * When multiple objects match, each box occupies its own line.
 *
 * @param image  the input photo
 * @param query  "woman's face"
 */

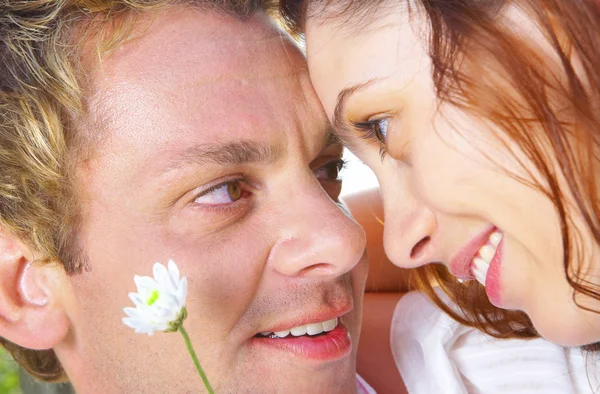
xmin=305 ymin=4 xmax=600 ymax=346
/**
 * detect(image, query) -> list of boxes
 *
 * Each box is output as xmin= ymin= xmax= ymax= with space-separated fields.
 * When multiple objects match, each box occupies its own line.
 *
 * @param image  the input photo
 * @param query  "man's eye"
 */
xmin=194 ymin=180 xmax=244 ymax=205
xmin=314 ymin=159 xmax=346 ymax=182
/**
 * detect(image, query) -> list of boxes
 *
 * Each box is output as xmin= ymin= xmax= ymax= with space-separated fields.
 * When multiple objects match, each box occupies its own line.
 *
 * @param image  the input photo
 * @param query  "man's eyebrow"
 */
xmin=160 ymin=140 xmax=283 ymax=173
xmin=324 ymin=127 xmax=342 ymax=147
xmin=331 ymin=79 xmax=379 ymax=139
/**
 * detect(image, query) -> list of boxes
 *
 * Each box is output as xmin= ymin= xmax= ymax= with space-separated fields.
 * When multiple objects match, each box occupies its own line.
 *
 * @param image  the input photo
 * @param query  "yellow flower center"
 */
xmin=147 ymin=290 xmax=160 ymax=306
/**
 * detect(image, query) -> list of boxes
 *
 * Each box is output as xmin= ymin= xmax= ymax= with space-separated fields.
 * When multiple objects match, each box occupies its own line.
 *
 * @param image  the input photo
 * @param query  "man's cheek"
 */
xmin=178 ymin=236 xmax=268 ymax=326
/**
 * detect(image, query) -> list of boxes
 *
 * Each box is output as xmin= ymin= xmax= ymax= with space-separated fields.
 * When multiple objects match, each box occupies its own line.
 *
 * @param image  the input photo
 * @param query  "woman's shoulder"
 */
xmin=390 ymin=290 xmax=470 ymax=393
xmin=391 ymin=289 xmax=464 ymax=336
xmin=391 ymin=290 xmax=595 ymax=394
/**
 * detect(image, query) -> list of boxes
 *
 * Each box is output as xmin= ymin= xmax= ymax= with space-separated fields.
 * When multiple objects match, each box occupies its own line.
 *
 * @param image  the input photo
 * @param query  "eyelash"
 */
xmin=335 ymin=158 xmax=348 ymax=175
xmin=190 ymin=176 xmax=250 ymax=211
xmin=188 ymin=158 xmax=346 ymax=211
xmin=316 ymin=158 xmax=348 ymax=182
xmin=351 ymin=119 xmax=388 ymax=160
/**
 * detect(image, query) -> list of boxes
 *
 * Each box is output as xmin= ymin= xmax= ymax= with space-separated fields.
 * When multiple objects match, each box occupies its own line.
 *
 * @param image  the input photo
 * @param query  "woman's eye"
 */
xmin=372 ymin=118 xmax=389 ymax=142
xmin=314 ymin=159 xmax=346 ymax=182
xmin=352 ymin=117 xmax=390 ymax=158
xmin=194 ymin=180 xmax=244 ymax=205
xmin=352 ymin=117 xmax=390 ymax=143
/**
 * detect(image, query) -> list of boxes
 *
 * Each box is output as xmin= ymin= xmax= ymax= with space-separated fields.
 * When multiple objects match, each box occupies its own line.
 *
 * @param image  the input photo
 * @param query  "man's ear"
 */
xmin=0 ymin=229 xmax=70 ymax=350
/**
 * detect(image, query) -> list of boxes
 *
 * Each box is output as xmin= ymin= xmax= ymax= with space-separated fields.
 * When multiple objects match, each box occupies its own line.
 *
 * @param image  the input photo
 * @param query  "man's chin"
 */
xmin=232 ymin=352 xmax=358 ymax=394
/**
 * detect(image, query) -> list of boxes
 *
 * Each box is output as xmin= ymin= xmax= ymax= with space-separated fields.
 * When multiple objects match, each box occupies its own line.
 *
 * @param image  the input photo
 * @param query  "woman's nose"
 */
xmin=379 ymin=170 xmax=438 ymax=269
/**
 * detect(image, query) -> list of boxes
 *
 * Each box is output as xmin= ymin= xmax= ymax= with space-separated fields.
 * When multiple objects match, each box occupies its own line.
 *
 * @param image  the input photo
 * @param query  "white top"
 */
xmin=357 ymin=374 xmax=377 ymax=394
xmin=391 ymin=291 xmax=598 ymax=394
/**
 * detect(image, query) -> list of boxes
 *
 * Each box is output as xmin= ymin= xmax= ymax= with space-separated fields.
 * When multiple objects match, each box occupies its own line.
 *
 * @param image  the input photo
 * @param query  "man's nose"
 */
xmin=380 ymin=168 xmax=439 ymax=269
xmin=267 ymin=177 xmax=366 ymax=279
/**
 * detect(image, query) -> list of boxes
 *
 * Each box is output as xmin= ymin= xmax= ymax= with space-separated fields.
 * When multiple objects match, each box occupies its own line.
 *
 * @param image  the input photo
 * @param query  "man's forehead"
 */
xmin=76 ymin=5 xmax=331 ymax=188
xmin=82 ymin=6 xmax=319 ymax=144
xmin=84 ymin=5 xmax=314 ymax=139
xmin=89 ymin=7 xmax=306 ymax=91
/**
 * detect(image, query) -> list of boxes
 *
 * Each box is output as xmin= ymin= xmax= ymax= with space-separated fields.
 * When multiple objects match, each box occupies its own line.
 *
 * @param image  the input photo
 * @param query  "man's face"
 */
xmin=56 ymin=9 xmax=368 ymax=393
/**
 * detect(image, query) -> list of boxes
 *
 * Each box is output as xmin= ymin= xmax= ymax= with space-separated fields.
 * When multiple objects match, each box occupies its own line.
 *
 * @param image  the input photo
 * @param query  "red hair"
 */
xmin=280 ymin=0 xmax=600 ymax=344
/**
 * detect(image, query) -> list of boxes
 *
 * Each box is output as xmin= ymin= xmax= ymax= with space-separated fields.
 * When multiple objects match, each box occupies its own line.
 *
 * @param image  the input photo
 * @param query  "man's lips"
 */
xmin=249 ymin=303 xmax=354 ymax=362
xmin=256 ymin=303 xmax=352 ymax=335
xmin=449 ymin=226 xmax=498 ymax=279
xmin=251 ymin=324 xmax=352 ymax=361
xmin=250 ymin=318 xmax=352 ymax=361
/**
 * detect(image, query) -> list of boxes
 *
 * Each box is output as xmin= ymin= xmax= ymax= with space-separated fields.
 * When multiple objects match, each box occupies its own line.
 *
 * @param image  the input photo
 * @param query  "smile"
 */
xmin=471 ymin=231 xmax=503 ymax=286
xmin=449 ymin=226 xmax=505 ymax=306
xmin=258 ymin=317 xmax=338 ymax=338
xmin=251 ymin=311 xmax=352 ymax=361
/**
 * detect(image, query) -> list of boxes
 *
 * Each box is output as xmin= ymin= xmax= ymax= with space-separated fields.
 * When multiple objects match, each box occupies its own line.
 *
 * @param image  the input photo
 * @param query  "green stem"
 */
xmin=179 ymin=325 xmax=215 ymax=394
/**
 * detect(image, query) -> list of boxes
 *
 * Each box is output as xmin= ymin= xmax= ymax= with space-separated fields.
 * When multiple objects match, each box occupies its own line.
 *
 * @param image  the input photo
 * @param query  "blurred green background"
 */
xmin=0 ymin=348 xmax=75 ymax=394
xmin=0 ymin=348 xmax=21 ymax=394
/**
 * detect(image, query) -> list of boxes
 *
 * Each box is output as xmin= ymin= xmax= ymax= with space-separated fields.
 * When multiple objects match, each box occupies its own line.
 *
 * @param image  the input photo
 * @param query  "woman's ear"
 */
xmin=0 ymin=229 xmax=70 ymax=350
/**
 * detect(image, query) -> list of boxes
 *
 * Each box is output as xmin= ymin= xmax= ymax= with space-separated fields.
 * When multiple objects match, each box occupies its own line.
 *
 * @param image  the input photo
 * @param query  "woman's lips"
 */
xmin=449 ymin=227 xmax=505 ymax=306
xmin=449 ymin=226 xmax=499 ymax=279
xmin=484 ymin=238 xmax=504 ymax=306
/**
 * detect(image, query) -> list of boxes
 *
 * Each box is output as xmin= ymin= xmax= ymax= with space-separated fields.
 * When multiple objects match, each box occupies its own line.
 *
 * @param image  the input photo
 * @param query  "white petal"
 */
xmin=148 ymin=304 xmax=171 ymax=319
xmin=153 ymin=262 xmax=169 ymax=282
xmin=122 ymin=317 xmax=136 ymax=328
xmin=127 ymin=315 xmax=160 ymax=334
xmin=143 ymin=322 xmax=159 ymax=334
xmin=148 ymin=300 xmax=176 ymax=315
xmin=128 ymin=292 xmax=146 ymax=307
xmin=134 ymin=275 xmax=146 ymax=289
xmin=156 ymin=320 xmax=170 ymax=332
xmin=167 ymin=259 xmax=181 ymax=285
xmin=135 ymin=275 xmax=158 ymax=291
xmin=159 ymin=261 xmax=177 ymax=295
xmin=152 ymin=291 xmax=174 ymax=305
xmin=138 ymin=324 xmax=156 ymax=336
xmin=158 ymin=293 xmax=179 ymax=313
xmin=178 ymin=277 xmax=188 ymax=306
xmin=123 ymin=307 xmax=142 ymax=318
xmin=155 ymin=262 xmax=179 ymax=295
xmin=157 ymin=306 xmax=179 ymax=322
xmin=123 ymin=317 xmax=143 ymax=330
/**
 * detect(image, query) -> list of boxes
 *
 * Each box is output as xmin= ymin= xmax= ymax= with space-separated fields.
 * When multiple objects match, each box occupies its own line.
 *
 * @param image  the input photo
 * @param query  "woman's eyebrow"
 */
xmin=332 ymin=78 xmax=379 ymax=134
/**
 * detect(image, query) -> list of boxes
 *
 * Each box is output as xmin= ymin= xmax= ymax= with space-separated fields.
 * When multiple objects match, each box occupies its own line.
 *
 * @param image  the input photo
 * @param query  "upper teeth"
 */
xmin=471 ymin=231 xmax=503 ymax=286
xmin=259 ymin=317 xmax=338 ymax=338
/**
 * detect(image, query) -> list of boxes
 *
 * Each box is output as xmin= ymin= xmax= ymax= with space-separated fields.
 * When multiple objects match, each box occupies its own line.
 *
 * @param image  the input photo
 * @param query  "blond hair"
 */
xmin=0 ymin=0 xmax=276 ymax=382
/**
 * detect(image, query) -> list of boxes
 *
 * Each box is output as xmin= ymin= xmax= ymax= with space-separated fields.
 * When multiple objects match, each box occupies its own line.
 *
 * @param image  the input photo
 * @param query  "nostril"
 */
xmin=410 ymin=236 xmax=431 ymax=260
xmin=299 ymin=263 xmax=333 ymax=276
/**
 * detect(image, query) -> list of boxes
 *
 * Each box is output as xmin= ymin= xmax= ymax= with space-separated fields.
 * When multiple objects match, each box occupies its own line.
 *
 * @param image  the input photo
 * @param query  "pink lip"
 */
xmin=251 ymin=324 xmax=352 ymax=361
xmin=485 ymin=237 xmax=504 ymax=306
xmin=259 ymin=303 xmax=352 ymax=334
xmin=449 ymin=226 xmax=498 ymax=279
